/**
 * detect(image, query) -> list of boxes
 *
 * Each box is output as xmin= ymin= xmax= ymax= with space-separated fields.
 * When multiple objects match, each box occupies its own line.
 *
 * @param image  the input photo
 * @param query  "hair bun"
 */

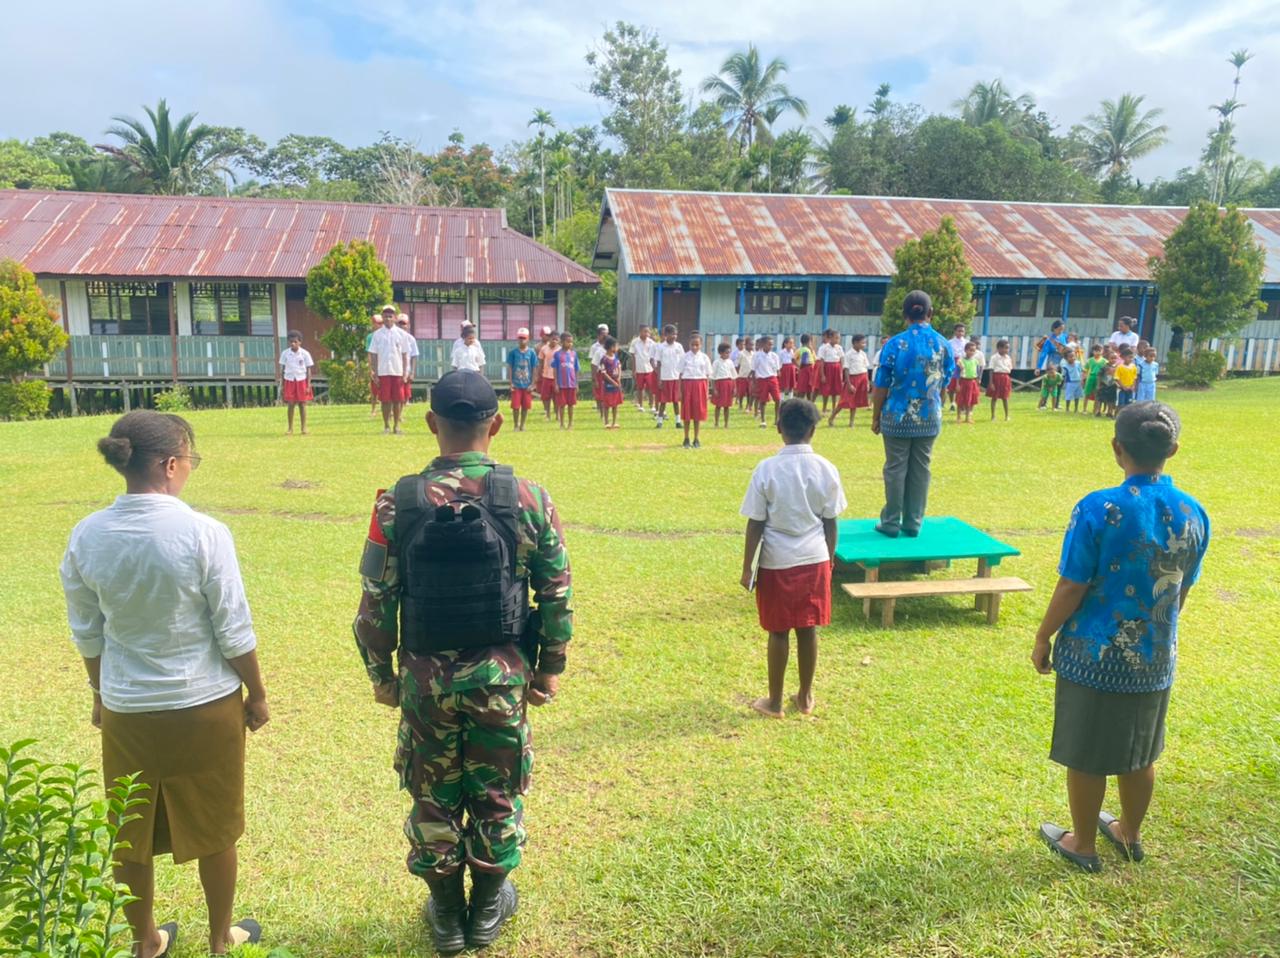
xmin=1139 ymin=419 xmax=1172 ymax=440
xmin=97 ymin=436 xmax=133 ymax=470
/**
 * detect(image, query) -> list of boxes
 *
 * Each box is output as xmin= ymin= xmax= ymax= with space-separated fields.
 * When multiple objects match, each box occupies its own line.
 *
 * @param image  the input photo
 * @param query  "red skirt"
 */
xmin=756 ymin=561 xmax=832 ymax=632
xmin=377 ymin=377 xmax=406 ymax=403
xmin=735 ymin=378 xmax=752 ymax=399
xmin=796 ymin=365 xmax=815 ymax=393
xmin=956 ymin=377 xmax=981 ymax=407
xmin=712 ymin=378 xmax=735 ymax=408
xmin=538 ymin=376 xmax=556 ymax=400
xmin=635 ymin=371 xmax=656 ymax=394
xmin=986 ymin=372 xmax=1012 ymax=400
xmin=949 ymin=368 xmax=962 ymax=390
xmin=556 ymin=386 xmax=577 ymax=407
xmin=779 ymin=364 xmax=797 ymax=391
xmin=836 ymin=372 xmax=869 ymax=410
xmin=592 ymin=368 xmax=604 ymax=401
xmin=511 ymin=386 xmax=532 ymax=410
xmin=680 ymin=379 xmax=708 ymax=421
xmin=658 ymin=379 xmax=681 ymax=403
xmin=755 ymin=376 xmax=781 ymax=404
xmin=282 ymin=379 xmax=312 ymax=403
xmin=821 ymin=362 xmax=843 ymax=396
xmin=603 ymin=389 xmax=623 ymax=408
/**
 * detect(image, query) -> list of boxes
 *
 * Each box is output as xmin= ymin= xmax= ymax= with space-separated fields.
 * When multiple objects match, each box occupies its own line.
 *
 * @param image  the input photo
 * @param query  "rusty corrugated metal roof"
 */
xmin=598 ymin=189 xmax=1280 ymax=284
xmin=0 ymin=190 xmax=600 ymax=287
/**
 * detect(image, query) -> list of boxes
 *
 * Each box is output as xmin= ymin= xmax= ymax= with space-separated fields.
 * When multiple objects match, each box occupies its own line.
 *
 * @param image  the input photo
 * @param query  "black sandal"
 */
xmin=154 ymin=922 xmax=178 ymax=958
xmin=1098 ymin=811 xmax=1145 ymax=862
xmin=1039 ymin=823 xmax=1102 ymax=873
xmin=230 ymin=918 xmax=263 ymax=946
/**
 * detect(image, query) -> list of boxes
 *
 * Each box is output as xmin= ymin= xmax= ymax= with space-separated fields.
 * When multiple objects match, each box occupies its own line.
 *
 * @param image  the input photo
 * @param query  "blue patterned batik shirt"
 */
xmin=1052 ymin=474 xmax=1210 ymax=693
xmin=872 ymin=322 xmax=955 ymax=438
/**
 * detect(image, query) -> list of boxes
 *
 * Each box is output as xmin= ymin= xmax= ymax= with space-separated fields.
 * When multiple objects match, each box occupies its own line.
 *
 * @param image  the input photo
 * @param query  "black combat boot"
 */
xmin=422 ymin=869 xmax=467 ymax=955
xmin=465 ymin=869 xmax=519 ymax=949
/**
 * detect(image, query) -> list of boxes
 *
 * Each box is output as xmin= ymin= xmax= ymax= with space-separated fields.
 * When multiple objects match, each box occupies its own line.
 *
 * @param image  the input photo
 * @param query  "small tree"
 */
xmin=0 ymin=259 xmax=68 ymax=420
xmin=305 ymin=240 xmax=393 ymax=360
xmin=1149 ymin=201 xmax=1265 ymax=354
xmin=881 ymin=216 xmax=976 ymax=336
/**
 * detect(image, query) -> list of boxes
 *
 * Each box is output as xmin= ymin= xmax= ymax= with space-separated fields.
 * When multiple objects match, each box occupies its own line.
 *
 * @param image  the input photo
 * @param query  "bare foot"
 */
xmin=1056 ymin=830 xmax=1097 ymax=857
xmin=751 ymin=697 xmax=785 ymax=719
xmin=791 ymin=692 xmax=815 ymax=716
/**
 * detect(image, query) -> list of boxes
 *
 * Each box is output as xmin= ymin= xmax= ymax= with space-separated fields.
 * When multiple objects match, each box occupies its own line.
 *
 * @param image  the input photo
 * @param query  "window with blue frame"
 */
xmin=190 ymin=283 xmax=274 ymax=336
xmin=1260 ymin=289 xmax=1280 ymax=321
xmin=987 ymin=286 xmax=1039 ymax=317
xmin=87 ymin=282 xmax=171 ymax=335
xmin=1044 ymin=285 xmax=1111 ymax=320
xmin=823 ymin=281 xmax=886 ymax=316
xmin=747 ymin=281 xmax=807 ymax=315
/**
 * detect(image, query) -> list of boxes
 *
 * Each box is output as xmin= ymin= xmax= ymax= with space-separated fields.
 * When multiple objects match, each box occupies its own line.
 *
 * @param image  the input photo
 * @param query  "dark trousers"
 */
xmin=879 ymin=434 xmax=936 ymax=534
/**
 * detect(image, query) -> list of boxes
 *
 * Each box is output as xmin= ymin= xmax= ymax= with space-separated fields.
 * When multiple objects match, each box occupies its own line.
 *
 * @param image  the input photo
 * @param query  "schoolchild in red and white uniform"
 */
xmin=778 ymin=336 xmax=797 ymax=396
xmin=677 ymin=333 xmax=711 ymax=448
xmin=753 ymin=335 xmax=782 ymax=428
xmin=816 ymin=330 xmax=845 ymax=413
xmin=829 ymin=332 xmax=870 ymax=428
xmin=653 ymin=324 xmax=685 ymax=428
xmin=712 ymin=342 xmax=737 ymax=428
xmin=279 ymin=329 xmax=314 ymax=435
xmin=629 ymin=326 xmax=658 ymax=412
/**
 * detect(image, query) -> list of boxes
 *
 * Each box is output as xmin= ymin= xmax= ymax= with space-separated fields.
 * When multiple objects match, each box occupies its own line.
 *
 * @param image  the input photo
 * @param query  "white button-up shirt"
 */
xmin=451 ymin=340 xmax=487 ymax=372
xmin=843 ymin=349 xmax=869 ymax=375
xmin=989 ymin=352 xmax=1014 ymax=374
xmin=629 ymin=337 xmax=657 ymax=374
xmin=712 ymin=357 xmax=737 ymax=380
xmin=736 ymin=350 xmax=754 ymax=377
xmin=752 ymin=350 xmax=781 ymax=378
xmin=740 ymin=444 xmax=847 ymax=570
xmin=655 ymin=341 xmax=685 ymax=381
xmin=589 ymin=341 xmax=607 ymax=369
xmin=677 ymin=350 xmax=712 ymax=379
xmin=60 ymin=495 xmax=257 ymax=713
xmin=1109 ymin=329 xmax=1140 ymax=349
xmin=370 ymin=325 xmax=411 ymax=377
xmin=278 ymin=347 xmax=314 ymax=381
xmin=818 ymin=343 xmax=844 ymax=364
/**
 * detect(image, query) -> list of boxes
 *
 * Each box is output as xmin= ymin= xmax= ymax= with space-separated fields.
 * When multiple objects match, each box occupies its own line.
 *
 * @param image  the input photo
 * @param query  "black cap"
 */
xmin=430 ymin=370 xmax=499 ymax=422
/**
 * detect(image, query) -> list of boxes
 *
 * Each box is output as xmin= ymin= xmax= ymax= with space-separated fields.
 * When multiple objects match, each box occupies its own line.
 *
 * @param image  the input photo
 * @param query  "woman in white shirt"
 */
xmin=60 ymin=411 xmax=270 ymax=957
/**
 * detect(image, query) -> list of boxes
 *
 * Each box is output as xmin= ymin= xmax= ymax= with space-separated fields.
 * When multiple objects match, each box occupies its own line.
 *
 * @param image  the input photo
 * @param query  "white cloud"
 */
xmin=1 ymin=0 xmax=1277 ymax=184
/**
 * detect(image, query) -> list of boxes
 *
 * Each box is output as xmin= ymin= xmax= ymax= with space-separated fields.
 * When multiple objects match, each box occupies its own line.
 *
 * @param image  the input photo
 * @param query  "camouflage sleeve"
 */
xmin=525 ymin=482 xmax=573 ymax=675
xmin=353 ymin=489 xmax=399 ymax=686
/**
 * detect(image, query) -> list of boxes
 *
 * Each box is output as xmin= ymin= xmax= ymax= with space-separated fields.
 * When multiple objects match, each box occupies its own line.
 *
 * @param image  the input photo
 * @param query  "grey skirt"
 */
xmin=1049 ymin=675 xmax=1171 ymax=776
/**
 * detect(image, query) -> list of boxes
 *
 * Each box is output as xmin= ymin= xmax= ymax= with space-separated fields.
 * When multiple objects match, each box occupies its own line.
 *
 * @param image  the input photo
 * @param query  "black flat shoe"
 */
xmin=1039 ymin=823 xmax=1102 ymax=873
xmin=1098 ymin=812 xmax=1145 ymax=862
xmin=154 ymin=922 xmax=178 ymax=958
xmin=874 ymin=524 xmax=899 ymax=538
xmin=901 ymin=528 xmax=920 ymax=537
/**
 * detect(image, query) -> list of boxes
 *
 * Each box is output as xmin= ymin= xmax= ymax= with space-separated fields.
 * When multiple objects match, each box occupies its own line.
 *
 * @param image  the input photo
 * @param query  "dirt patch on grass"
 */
xmin=719 ymin=444 xmax=777 ymax=454
xmin=565 ymin=523 xmax=735 ymax=540
xmin=214 ymin=506 xmax=356 ymax=524
xmin=1235 ymin=527 xmax=1280 ymax=539
xmin=280 ymin=478 xmax=320 ymax=490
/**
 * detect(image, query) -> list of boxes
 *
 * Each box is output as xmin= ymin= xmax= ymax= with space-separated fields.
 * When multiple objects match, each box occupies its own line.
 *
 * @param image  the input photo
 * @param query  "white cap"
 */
xmin=516 ymin=327 xmax=530 ymax=338
xmin=597 ymin=323 xmax=609 ymax=332
xmin=541 ymin=325 xmax=553 ymax=335
xmin=381 ymin=304 xmax=397 ymax=314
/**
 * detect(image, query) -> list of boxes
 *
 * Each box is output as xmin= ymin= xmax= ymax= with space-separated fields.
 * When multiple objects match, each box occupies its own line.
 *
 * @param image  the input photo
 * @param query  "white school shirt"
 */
xmin=740 ymin=445 xmax=848 ymax=570
xmin=970 ymin=347 xmax=985 ymax=370
xmin=778 ymin=348 xmax=794 ymax=367
xmin=988 ymin=352 xmax=1014 ymax=374
xmin=589 ymin=341 xmax=607 ymax=369
xmin=451 ymin=340 xmax=486 ymax=372
xmin=752 ymin=350 xmax=781 ymax=378
xmin=677 ymin=350 xmax=712 ymax=380
xmin=737 ymin=350 xmax=755 ymax=377
xmin=370 ymin=325 xmax=410 ymax=377
xmin=949 ymin=335 xmax=968 ymax=361
xmin=655 ymin=341 xmax=685 ymax=381
xmin=402 ymin=333 xmax=420 ymax=359
xmin=630 ymin=337 xmax=657 ymax=374
xmin=60 ymin=495 xmax=257 ymax=714
xmin=1109 ymin=329 xmax=1140 ymax=349
xmin=712 ymin=357 xmax=737 ymax=380
xmin=817 ymin=343 xmax=844 ymax=363
xmin=279 ymin=347 xmax=314 ymax=381
xmin=843 ymin=349 xmax=869 ymax=375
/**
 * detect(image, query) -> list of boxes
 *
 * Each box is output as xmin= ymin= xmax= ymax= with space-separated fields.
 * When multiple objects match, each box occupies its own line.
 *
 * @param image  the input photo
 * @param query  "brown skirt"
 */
xmin=101 ymin=689 xmax=245 ymax=864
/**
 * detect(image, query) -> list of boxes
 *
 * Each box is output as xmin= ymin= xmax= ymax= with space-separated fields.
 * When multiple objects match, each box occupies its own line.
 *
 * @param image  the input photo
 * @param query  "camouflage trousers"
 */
xmin=395 ymin=685 xmax=531 ymax=879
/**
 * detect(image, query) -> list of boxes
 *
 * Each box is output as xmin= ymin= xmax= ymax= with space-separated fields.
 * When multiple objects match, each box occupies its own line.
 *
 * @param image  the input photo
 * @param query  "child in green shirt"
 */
xmin=1040 ymin=364 xmax=1064 ymax=411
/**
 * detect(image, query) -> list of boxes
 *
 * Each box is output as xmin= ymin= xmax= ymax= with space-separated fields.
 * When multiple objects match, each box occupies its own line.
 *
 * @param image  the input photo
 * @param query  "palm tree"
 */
xmin=99 ymin=99 xmax=241 ymax=194
xmin=867 ymin=83 xmax=892 ymax=121
xmin=825 ymin=104 xmax=855 ymax=129
xmin=954 ymin=79 xmax=1036 ymax=135
xmin=1229 ymin=49 xmax=1253 ymax=98
xmin=1076 ymin=94 xmax=1169 ymax=179
xmin=527 ymin=108 xmax=554 ymax=239
xmin=700 ymin=45 xmax=808 ymax=152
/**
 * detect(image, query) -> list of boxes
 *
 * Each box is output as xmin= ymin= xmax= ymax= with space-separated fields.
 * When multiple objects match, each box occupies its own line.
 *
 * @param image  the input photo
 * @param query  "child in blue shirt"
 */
xmin=1136 ymin=347 xmax=1159 ymax=402
xmin=1032 ymin=401 xmax=1209 ymax=873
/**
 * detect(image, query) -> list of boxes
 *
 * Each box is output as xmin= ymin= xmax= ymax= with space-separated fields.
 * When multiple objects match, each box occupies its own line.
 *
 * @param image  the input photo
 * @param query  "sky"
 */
xmin=4 ymin=0 xmax=1279 ymax=184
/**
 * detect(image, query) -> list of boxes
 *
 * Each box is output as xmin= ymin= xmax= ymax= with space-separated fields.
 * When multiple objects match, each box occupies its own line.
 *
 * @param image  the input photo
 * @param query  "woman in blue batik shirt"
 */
xmin=1031 ymin=401 xmax=1209 ymax=873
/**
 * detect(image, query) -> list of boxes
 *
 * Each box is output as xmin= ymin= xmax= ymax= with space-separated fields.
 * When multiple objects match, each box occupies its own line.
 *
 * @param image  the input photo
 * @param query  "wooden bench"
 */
xmin=842 ymin=576 xmax=1032 ymax=627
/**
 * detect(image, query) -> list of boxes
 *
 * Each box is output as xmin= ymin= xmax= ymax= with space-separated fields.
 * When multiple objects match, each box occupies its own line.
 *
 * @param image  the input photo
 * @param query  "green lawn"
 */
xmin=2 ymin=381 xmax=1278 ymax=958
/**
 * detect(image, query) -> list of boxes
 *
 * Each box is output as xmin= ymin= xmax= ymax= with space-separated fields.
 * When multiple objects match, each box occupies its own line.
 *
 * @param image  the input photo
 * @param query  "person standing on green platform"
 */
xmin=870 ymin=290 xmax=955 ymax=538
xmin=353 ymin=371 xmax=572 ymax=954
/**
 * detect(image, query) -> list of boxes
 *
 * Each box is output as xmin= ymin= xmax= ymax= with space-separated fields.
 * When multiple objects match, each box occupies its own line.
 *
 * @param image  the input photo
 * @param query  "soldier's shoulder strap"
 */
xmin=393 ymin=473 xmax=433 ymax=549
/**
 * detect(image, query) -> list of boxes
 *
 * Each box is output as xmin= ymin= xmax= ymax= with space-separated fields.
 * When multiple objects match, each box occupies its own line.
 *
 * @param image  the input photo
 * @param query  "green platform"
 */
xmin=834 ymin=517 xmax=1019 ymax=568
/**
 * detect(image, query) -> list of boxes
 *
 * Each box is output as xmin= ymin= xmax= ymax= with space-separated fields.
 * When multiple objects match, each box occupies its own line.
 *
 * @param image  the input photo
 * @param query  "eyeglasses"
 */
xmin=163 ymin=453 xmax=202 ymax=470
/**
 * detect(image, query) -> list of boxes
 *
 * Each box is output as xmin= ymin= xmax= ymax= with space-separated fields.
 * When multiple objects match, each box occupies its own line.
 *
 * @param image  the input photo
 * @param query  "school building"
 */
xmin=0 ymin=189 xmax=600 ymax=397
xmin=592 ymin=189 xmax=1280 ymax=371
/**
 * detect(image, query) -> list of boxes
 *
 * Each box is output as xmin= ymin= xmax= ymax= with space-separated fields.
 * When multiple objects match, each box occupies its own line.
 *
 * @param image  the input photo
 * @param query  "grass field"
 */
xmin=2 ymin=381 xmax=1278 ymax=958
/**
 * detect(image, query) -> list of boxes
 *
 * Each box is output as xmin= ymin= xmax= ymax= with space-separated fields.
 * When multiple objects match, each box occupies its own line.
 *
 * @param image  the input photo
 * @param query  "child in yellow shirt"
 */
xmin=1114 ymin=346 xmax=1138 ymax=408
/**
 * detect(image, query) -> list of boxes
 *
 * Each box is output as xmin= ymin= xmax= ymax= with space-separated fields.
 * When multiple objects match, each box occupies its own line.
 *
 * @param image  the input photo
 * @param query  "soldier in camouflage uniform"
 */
xmin=354 ymin=371 xmax=572 ymax=954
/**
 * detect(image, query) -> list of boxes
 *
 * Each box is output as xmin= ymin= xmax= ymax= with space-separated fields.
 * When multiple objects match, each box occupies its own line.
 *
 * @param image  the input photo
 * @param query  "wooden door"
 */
xmin=284 ymin=285 xmax=332 ymax=359
xmin=661 ymin=288 xmax=701 ymax=344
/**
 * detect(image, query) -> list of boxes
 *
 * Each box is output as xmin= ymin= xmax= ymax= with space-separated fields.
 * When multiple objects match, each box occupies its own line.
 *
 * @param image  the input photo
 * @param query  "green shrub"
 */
xmin=153 ymin=385 xmax=193 ymax=412
xmin=0 ymin=379 xmax=51 ymax=420
xmin=1165 ymin=349 xmax=1227 ymax=388
xmin=320 ymin=358 xmax=371 ymax=404
xmin=1 ymin=739 xmax=148 ymax=957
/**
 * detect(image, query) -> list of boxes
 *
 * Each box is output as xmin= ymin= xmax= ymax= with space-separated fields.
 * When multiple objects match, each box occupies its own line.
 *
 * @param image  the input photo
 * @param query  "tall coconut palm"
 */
xmin=527 ymin=108 xmax=554 ymax=239
xmin=1076 ymin=93 xmax=1169 ymax=179
xmin=700 ymin=45 xmax=808 ymax=152
xmin=954 ymin=79 xmax=1036 ymax=135
xmin=100 ymin=99 xmax=241 ymax=194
